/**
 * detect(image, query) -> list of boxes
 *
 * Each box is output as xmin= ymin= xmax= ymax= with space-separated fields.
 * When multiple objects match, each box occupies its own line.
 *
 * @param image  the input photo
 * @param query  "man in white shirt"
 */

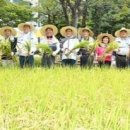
xmin=60 ymin=26 xmax=79 ymax=66
xmin=17 ymin=23 xmax=38 ymax=68
xmin=115 ymin=27 xmax=130 ymax=68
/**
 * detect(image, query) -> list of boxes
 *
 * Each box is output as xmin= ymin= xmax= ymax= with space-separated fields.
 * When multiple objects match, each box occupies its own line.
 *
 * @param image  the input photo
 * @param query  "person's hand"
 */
xmin=90 ymin=52 xmax=94 ymax=56
xmin=38 ymin=48 xmax=42 ymax=52
xmin=11 ymin=52 xmax=14 ymax=56
xmin=52 ymin=52 xmax=57 ymax=56
xmin=118 ymin=49 xmax=120 ymax=52
xmin=18 ymin=49 xmax=22 ymax=53
xmin=29 ymin=51 xmax=33 ymax=55
xmin=9 ymin=36 xmax=14 ymax=42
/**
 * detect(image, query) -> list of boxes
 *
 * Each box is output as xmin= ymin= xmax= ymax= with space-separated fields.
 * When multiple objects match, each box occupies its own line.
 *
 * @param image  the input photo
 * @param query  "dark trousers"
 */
xmin=98 ymin=61 xmax=111 ymax=68
xmin=116 ymin=55 xmax=128 ymax=68
xmin=128 ymin=57 xmax=130 ymax=67
xmin=41 ymin=54 xmax=55 ymax=68
xmin=62 ymin=59 xmax=76 ymax=66
xmin=80 ymin=55 xmax=94 ymax=68
xmin=19 ymin=55 xmax=34 ymax=68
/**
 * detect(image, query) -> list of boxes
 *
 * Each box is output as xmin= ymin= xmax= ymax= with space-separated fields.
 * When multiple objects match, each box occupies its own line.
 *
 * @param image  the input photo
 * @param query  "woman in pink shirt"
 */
xmin=96 ymin=33 xmax=115 ymax=67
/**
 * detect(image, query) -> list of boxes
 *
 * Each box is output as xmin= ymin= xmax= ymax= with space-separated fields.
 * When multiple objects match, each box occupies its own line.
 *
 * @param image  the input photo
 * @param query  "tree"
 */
xmin=0 ymin=0 xmax=7 ymax=6
xmin=59 ymin=0 xmax=83 ymax=27
xmin=38 ymin=0 xmax=65 ymax=27
xmin=0 ymin=2 xmax=33 ymax=27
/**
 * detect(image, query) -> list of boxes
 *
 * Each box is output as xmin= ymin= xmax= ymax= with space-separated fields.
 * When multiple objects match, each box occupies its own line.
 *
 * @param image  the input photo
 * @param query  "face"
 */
xmin=45 ymin=28 xmax=53 ymax=37
xmin=120 ymin=30 xmax=127 ymax=38
xmin=82 ymin=30 xmax=90 ymax=37
xmin=4 ymin=29 xmax=12 ymax=37
xmin=23 ymin=25 xmax=31 ymax=33
xmin=65 ymin=29 xmax=73 ymax=37
xmin=102 ymin=36 xmax=110 ymax=44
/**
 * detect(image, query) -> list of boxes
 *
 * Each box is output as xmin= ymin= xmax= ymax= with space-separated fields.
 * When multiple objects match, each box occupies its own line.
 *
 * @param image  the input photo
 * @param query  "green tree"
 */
xmin=0 ymin=2 xmax=33 ymax=27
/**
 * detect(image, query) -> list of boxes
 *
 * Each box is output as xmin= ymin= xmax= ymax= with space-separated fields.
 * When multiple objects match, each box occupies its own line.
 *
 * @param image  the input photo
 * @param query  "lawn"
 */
xmin=0 ymin=67 xmax=130 ymax=130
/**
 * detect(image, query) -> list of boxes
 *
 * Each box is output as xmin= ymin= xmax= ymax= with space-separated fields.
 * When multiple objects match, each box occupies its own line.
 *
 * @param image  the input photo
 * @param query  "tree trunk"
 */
xmin=82 ymin=0 xmax=88 ymax=27
xmin=71 ymin=9 xmax=78 ymax=27
xmin=59 ymin=0 xmax=70 ymax=25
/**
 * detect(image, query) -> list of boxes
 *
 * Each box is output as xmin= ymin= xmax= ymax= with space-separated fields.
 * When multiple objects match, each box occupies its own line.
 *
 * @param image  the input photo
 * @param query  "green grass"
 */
xmin=0 ymin=67 xmax=130 ymax=130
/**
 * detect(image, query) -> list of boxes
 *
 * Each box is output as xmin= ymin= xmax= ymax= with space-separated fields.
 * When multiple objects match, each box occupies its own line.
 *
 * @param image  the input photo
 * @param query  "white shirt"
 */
xmin=40 ymin=36 xmax=60 ymax=55
xmin=115 ymin=37 xmax=130 ymax=56
xmin=17 ymin=32 xmax=38 ymax=56
xmin=62 ymin=37 xmax=79 ymax=60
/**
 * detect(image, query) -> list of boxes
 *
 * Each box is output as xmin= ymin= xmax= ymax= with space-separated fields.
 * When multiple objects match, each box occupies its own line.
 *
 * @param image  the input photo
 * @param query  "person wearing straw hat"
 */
xmin=96 ymin=33 xmax=115 ymax=67
xmin=60 ymin=26 xmax=79 ymax=66
xmin=17 ymin=23 xmax=38 ymax=68
xmin=78 ymin=27 xmax=94 ymax=68
xmin=115 ymin=27 xmax=130 ymax=68
xmin=78 ymin=27 xmax=94 ymax=42
xmin=39 ymin=24 xmax=60 ymax=67
xmin=0 ymin=26 xmax=17 ymax=66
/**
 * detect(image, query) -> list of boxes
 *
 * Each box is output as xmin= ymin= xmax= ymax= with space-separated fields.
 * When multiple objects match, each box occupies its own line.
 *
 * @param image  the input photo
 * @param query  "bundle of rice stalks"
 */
xmin=74 ymin=41 xmax=90 ymax=49
xmin=23 ymin=41 xmax=32 ymax=54
xmin=0 ymin=40 xmax=11 ymax=58
xmin=65 ymin=40 xmax=97 ymax=56
xmin=105 ymin=41 xmax=119 ymax=53
xmin=37 ymin=43 xmax=52 ymax=55
xmin=88 ymin=40 xmax=100 ymax=53
xmin=99 ymin=41 xmax=119 ymax=61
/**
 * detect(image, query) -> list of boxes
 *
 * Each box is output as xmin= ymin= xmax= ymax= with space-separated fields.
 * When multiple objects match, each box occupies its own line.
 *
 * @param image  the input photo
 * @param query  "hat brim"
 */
xmin=0 ymin=26 xmax=17 ymax=36
xmin=40 ymin=24 xmax=58 ymax=36
xmin=97 ymin=33 xmax=115 ymax=43
xmin=18 ymin=23 xmax=34 ymax=32
xmin=78 ymin=27 xmax=94 ymax=37
xmin=60 ymin=26 xmax=77 ymax=37
xmin=115 ymin=28 xmax=130 ymax=37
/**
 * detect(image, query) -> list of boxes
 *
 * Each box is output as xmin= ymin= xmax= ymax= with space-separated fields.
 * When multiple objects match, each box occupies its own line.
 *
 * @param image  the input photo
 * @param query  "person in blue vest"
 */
xmin=39 ymin=24 xmax=60 ymax=68
xmin=78 ymin=27 xmax=94 ymax=68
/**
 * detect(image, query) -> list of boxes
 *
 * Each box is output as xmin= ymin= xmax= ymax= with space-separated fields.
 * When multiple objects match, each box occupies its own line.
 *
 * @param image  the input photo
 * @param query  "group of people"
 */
xmin=0 ymin=22 xmax=130 ymax=68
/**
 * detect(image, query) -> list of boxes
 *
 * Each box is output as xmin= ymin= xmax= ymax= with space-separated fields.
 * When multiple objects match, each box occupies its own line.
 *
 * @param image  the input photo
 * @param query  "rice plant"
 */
xmin=0 ymin=67 xmax=129 ymax=130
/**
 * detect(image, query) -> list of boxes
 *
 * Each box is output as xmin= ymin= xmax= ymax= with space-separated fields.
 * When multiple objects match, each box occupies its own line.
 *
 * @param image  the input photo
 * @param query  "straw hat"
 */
xmin=97 ymin=33 xmax=115 ymax=43
xmin=40 ymin=24 xmax=58 ymax=36
xmin=115 ymin=27 xmax=130 ymax=37
xmin=18 ymin=23 xmax=34 ymax=31
xmin=60 ymin=26 xmax=77 ymax=37
xmin=0 ymin=26 xmax=16 ymax=36
xmin=78 ymin=27 xmax=94 ymax=37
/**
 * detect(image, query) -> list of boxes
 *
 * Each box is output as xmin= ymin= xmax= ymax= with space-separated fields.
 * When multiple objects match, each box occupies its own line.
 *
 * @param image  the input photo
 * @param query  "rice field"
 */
xmin=0 ymin=67 xmax=130 ymax=130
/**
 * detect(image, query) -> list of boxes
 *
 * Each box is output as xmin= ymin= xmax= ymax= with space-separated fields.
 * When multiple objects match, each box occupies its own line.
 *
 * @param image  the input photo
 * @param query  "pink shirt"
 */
xmin=96 ymin=46 xmax=112 ymax=61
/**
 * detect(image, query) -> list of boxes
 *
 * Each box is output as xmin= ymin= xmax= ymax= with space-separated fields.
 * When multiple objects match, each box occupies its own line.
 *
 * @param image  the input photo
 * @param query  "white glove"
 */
xmin=52 ymin=52 xmax=57 ymax=56
xmin=11 ymin=52 xmax=14 ymax=56
xmin=18 ymin=49 xmax=22 ymax=54
xmin=39 ymin=48 xmax=42 ymax=52
xmin=9 ymin=36 xmax=15 ymax=42
xmin=29 ymin=51 xmax=34 ymax=55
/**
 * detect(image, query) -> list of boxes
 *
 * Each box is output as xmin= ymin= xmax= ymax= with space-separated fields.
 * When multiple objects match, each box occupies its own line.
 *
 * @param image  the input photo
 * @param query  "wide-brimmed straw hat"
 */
xmin=115 ymin=27 xmax=130 ymax=37
xmin=0 ymin=26 xmax=17 ymax=36
xmin=40 ymin=24 xmax=58 ymax=36
xmin=97 ymin=33 xmax=115 ymax=43
xmin=78 ymin=27 xmax=94 ymax=37
xmin=18 ymin=23 xmax=34 ymax=31
xmin=60 ymin=26 xmax=77 ymax=37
